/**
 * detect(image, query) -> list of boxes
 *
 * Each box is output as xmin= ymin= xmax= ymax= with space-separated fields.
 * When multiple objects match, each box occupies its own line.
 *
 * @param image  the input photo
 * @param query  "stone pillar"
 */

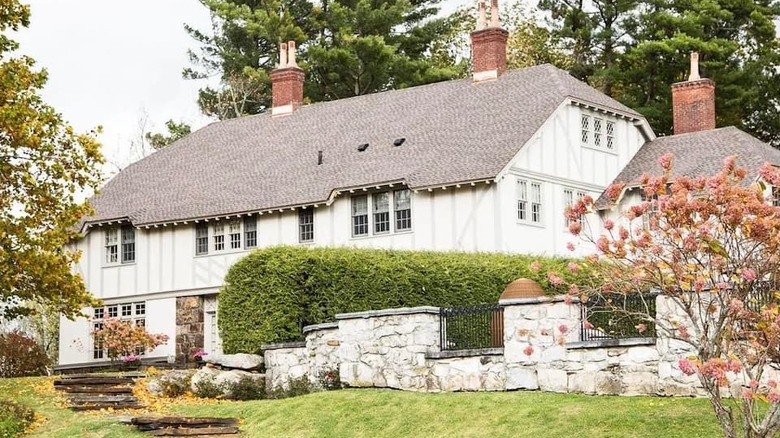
xmin=175 ymin=296 xmax=204 ymax=363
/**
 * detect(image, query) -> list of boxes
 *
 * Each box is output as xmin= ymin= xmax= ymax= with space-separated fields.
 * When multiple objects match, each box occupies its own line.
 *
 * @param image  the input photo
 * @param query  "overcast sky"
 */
xmin=15 ymin=0 xmax=216 ymax=171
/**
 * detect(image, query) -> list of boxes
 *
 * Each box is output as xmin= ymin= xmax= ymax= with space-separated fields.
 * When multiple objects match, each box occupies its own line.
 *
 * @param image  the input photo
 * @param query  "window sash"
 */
xmin=228 ymin=220 xmax=241 ymax=249
xmin=352 ymin=195 xmax=369 ymax=236
xmin=581 ymin=115 xmax=591 ymax=144
xmin=393 ymin=190 xmax=412 ymax=231
xmin=195 ymin=224 xmax=209 ymax=255
xmin=373 ymin=192 xmax=390 ymax=234
xmin=121 ymin=227 xmax=135 ymax=263
xmin=244 ymin=217 xmax=257 ymax=248
xmin=213 ymin=223 xmax=225 ymax=251
xmin=298 ymin=210 xmax=314 ymax=242
xmin=105 ymin=229 xmax=118 ymax=264
xmin=606 ymin=121 xmax=615 ymax=150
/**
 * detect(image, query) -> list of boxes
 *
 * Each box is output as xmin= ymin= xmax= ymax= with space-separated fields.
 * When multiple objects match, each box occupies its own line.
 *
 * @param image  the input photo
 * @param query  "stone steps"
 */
xmin=128 ymin=416 xmax=240 ymax=436
xmin=54 ymin=373 xmax=143 ymax=411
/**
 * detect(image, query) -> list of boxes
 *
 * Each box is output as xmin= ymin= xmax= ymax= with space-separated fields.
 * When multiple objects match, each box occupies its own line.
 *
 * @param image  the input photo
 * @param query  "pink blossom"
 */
xmin=678 ymin=358 xmax=697 ymax=376
xmin=563 ymin=295 xmax=573 ymax=305
xmin=568 ymin=284 xmax=580 ymax=296
xmin=768 ymin=392 xmax=780 ymax=404
xmin=523 ymin=345 xmax=534 ymax=356
xmin=568 ymin=221 xmax=582 ymax=235
xmin=749 ymin=379 xmax=760 ymax=389
xmin=604 ymin=183 xmax=624 ymax=202
xmin=566 ymin=242 xmax=576 ymax=252
xmin=657 ymin=153 xmax=674 ymax=171
xmin=603 ymin=219 xmax=615 ymax=231
xmin=558 ymin=324 xmax=569 ymax=335
xmin=635 ymin=323 xmax=647 ymax=334
xmin=677 ymin=325 xmax=690 ymax=340
xmin=742 ymin=389 xmax=755 ymax=400
xmin=583 ymin=321 xmax=594 ymax=330
xmin=529 ymin=261 xmax=542 ymax=272
xmin=547 ymin=271 xmax=564 ymax=287
xmin=768 ymin=380 xmax=777 ymax=389
xmin=742 ymin=268 xmax=757 ymax=281
xmin=567 ymin=262 xmax=580 ymax=273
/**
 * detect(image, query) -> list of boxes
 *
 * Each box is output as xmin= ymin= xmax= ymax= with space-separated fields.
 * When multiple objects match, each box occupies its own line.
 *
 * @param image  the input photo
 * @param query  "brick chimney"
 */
xmin=470 ymin=0 xmax=509 ymax=82
xmin=270 ymin=41 xmax=305 ymax=116
xmin=671 ymin=52 xmax=716 ymax=134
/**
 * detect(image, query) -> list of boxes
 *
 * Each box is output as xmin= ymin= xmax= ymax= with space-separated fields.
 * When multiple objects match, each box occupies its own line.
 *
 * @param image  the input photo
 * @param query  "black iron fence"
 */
xmin=440 ymin=304 xmax=504 ymax=351
xmin=581 ymin=293 xmax=658 ymax=341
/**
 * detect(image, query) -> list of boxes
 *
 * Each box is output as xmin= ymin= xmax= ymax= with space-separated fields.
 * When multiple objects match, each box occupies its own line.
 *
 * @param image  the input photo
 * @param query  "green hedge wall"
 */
xmin=218 ymin=246 xmax=581 ymax=354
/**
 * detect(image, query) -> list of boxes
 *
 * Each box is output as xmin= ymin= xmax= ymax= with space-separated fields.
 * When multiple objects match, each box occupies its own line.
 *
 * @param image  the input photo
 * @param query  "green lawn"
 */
xmin=0 ymin=376 xmax=721 ymax=437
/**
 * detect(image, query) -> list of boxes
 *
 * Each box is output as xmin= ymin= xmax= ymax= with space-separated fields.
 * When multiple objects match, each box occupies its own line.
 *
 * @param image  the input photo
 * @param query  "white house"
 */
xmin=68 ymin=4 xmax=769 ymax=367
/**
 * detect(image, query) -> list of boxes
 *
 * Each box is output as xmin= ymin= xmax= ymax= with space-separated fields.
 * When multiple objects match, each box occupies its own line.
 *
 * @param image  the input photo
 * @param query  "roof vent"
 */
xmin=393 ymin=138 xmax=406 ymax=147
xmin=317 ymin=150 xmax=323 ymax=165
xmin=357 ymin=143 xmax=369 ymax=152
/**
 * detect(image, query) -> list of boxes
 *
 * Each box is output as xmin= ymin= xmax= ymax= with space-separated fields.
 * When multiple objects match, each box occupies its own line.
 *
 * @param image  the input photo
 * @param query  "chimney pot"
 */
xmin=477 ymin=1 xmax=487 ymax=31
xmin=489 ymin=0 xmax=499 ymax=28
xmin=671 ymin=52 xmax=715 ymax=134
xmin=278 ymin=42 xmax=288 ymax=68
xmin=288 ymin=41 xmax=298 ymax=68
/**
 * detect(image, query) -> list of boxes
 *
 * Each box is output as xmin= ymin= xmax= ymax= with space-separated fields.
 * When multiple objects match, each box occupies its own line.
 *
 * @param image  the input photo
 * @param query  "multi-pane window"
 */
xmin=563 ymin=188 xmax=587 ymax=226
xmin=105 ymin=229 xmax=118 ymax=264
xmin=196 ymin=223 xmax=209 ymax=255
xmin=394 ymin=190 xmax=412 ymax=231
xmin=105 ymin=227 xmax=135 ymax=264
xmin=606 ymin=121 xmax=615 ymax=150
xmin=228 ymin=220 xmax=241 ymax=250
xmin=582 ymin=111 xmax=616 ymax=151
xmin=581 ymin=114 xmax=591 ymax=145
xmin=213 ymin=223 xmax=225 ymax=251
xmin=93 ymin=322 xmax=104 ymax=359
xmin=92 ymin=301 xmax=147 ymax=360
xmin=244 ymin=216 xmax=257 ymax=248
xmin=121 ymin=227 xmax=135 ymax=263
xmin=373 ymin=192 xmax=390 ymax=234
xmin=593 ymin=118 xmax=603 ymax=147
xmin=298 ymin=209 xmax=314 ymax=243
xmin=642 ymin=193 xmax=660 ymax=229
xmin=517 ymin=178 xmax=543 ymax=225
xmin=351 ymin=195 xmax=369 ymax=237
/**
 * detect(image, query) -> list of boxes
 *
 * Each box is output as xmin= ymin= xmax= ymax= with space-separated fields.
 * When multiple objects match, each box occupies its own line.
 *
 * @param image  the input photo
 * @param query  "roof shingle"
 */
xmin=87 ymin=64 xmax=643 ymax=227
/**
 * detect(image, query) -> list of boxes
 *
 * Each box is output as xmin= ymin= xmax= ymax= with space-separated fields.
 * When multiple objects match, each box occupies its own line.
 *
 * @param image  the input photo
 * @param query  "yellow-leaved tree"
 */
xmin=0 ymin=0 xmax=103 ymax=319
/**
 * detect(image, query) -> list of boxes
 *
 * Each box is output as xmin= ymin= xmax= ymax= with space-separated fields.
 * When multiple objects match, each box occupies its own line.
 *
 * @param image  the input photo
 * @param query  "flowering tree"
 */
xmin=91 ymin=318 xmax=168 ymax=363
xmin=558 ymin=154 xmax=780 ymax=438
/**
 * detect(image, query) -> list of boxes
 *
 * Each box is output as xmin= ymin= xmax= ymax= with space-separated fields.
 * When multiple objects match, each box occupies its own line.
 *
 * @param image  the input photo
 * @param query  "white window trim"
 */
xmin=298 ymin=209 xmax=315 ymax=243
xmin=349 ymin=189 xmax=413 ymax=240
xmin=92 ymin=301 xmax=147 ymax=360
xmin=103 ymin=226 xmax=136 ymax=267
xmin=580 ymin=110 xmax=618 ymax=155
xmin=516 ymin=178 xmax=545 ymax=227
xmin=194 ymin=217 xmax=257 ymax=257
xmin=563 ymin=188 xmax=587 ymax=227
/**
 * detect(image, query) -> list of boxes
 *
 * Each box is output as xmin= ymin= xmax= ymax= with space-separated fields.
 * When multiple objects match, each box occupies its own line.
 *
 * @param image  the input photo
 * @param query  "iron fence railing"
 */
xmin=440 ymin=304 xmax=504 ymax=351
xmin=581 ymin=293 xmax=658 ymax=341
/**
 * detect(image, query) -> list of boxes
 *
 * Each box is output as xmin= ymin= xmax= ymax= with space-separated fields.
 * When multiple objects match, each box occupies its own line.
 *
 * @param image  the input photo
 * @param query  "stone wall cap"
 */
xmin=261 ymin=341 xmax=306 ymax=351
xmin=426 ymin=347 xmax=504 ymax=359
xmin=499 ymin=295 xmax=577 ymax=306
xmin=335 ymin=306 xmax=441 ymax=320
xmin=302 ymin=322 xmax=339 ymax=334
xmin=567 ymin=337 xmax=656 ymax=350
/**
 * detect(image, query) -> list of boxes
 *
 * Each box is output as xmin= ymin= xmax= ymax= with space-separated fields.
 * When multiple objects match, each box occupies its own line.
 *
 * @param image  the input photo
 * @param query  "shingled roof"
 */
xmin=86 ymin=64 xmax=645 ymax=228
xmin=596 ymin=126 xmax=780 ymax=209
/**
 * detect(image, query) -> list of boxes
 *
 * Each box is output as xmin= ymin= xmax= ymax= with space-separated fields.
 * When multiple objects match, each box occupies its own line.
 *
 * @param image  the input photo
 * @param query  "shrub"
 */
xmin=226 ymin=376 xmax=265 ymax=401
xmin=160 ymin=376 xmax=191 ymax=398
xmin=0 ymin=331 xmax=49 ymax=377
xmin=317 ymin=368 xmax=342 ymax=391
xmin=267 ymin=376 xmax=313 ymax=399
xmin=192 ymin=375 xmax=224 ymax=399
xmin=219 ymin=246 xmax=581 ymax=353
xmin=0 ymin=399 xmax=34 ymax=437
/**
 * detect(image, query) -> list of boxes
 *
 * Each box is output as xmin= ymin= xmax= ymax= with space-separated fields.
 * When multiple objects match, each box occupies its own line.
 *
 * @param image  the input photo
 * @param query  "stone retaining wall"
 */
xmin=260 ymin=297 xmax=715 ymax=396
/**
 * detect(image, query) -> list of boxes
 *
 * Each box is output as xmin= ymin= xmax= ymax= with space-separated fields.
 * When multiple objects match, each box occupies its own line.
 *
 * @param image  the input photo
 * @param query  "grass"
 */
xmin=0 ymin=376 xmax=721 ymax=438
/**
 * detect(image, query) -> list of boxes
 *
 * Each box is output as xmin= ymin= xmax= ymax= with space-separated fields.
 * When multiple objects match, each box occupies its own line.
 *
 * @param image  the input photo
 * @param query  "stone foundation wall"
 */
xmin=260 ymin=299 xmax=718 ymax=396
xmin=175 ymin=296 xmax=204 ymax=362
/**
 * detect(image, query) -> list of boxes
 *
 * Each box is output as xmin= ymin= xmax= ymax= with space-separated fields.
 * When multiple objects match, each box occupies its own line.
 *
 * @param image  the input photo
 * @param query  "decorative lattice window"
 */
xmin=594 ymin=118 xmax=603 ymax=147
xmin=581 ymin=114 xmax=591 ymax=145
xmin=606 ymin=121 xmax=615 ymax=149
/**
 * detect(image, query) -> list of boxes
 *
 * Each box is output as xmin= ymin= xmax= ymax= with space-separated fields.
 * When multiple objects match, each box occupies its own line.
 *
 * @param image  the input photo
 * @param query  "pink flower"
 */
xmin=529 ymin=261 xmax=542 ymax=272
xmin=567 ymin=262 xmax=580 ymax=273
xmin=558 ymin=324 xmax=569 ymax=335
xmin=604 ymin=183 xmax=624 ymax=202
xmin=657 ymin=153 xmax=673 ymax=171
xmin=769 ymin=380 xmax=777 ymax=389
xmin=749 ymin=379 xmax=760 ymax=389
xmin=523 ymin=345 xmax=534 ymax=356
xmin=547 ymin=272 xmax=564 ymax=287
xmin=568 ymin=221 xmax=582 ymax=235
xmin=603 ymin=219 xmax=615 ymax=231
xmin=563 ymin=295 xmax=573 ymax=305
xmin=768 ymin=392 xmax=780 ymax=404
xmin=566 ymin=242 xmax=576 ymax=252
xmin=742 ymin=389 xmax=755 ymax=400
xmin=742 ymin=268 xmax=757 ymax=281
xmin=678 ymin=358 xmax=697 ymax=376
xmin=583 ymin=321 xmax=594 ymax=330
xmin=677 ymin=325 xmax=690 ymax=340
xmin=568 ymin=284 xmax=580 ymax=296
xmin=635 ymin=323 xmax=647 ymax=334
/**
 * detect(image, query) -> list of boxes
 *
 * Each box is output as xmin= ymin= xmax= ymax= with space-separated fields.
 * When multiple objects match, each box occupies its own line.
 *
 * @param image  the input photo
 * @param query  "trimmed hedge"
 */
xmin=219 ymin=246 xmax=581 ymax=353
